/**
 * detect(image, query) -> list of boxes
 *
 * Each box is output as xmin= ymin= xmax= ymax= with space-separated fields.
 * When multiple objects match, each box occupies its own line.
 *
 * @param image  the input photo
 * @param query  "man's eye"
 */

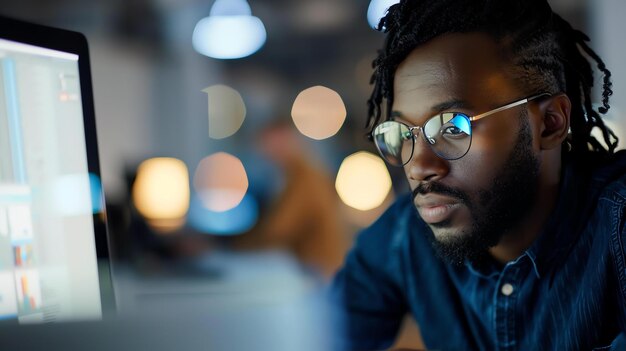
xmin=443 ymin=126 xmax=462 ymax=135
xmin=442 ymin=125 xmax=467 ymax=138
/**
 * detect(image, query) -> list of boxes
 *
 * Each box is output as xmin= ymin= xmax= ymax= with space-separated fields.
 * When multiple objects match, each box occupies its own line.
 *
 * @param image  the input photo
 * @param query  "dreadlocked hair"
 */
xmin=367 ymin=0 xmax=618 ymax=158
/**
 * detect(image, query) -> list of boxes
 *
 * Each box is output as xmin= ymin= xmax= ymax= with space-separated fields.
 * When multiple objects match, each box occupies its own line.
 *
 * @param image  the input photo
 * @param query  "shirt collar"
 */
xmin=464 ymin=250 xmax=541 ymax=280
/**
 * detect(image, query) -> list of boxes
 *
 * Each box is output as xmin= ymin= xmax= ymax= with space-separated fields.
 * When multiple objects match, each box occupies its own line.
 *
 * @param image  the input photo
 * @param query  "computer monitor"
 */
xmin=0 ymin=15 xmax=113 ymax=323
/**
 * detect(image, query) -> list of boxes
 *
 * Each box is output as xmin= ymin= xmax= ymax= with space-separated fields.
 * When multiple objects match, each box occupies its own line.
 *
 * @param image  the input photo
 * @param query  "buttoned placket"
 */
xmin=492 ymin=255 xmax=529 ymax=351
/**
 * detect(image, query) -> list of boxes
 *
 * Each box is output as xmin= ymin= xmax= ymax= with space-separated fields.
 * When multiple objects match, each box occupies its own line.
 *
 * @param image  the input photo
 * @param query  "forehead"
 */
xmin=393 ymin=32 xmax=520 ymax=119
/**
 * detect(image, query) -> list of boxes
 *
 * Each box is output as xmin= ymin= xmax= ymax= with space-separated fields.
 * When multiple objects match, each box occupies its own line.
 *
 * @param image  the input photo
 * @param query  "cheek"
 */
xmin=468 ymin=120 xmax=519 ymax=166
xmin=449 ymin=121 xmax=519 ymax=191
xmin=448 ymin=155 xmax=492 ymax=196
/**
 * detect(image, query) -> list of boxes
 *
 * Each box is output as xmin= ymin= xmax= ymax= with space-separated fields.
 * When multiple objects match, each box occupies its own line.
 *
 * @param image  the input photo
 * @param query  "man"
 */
xmin=331 ymin=0 xmax=626 ymax=350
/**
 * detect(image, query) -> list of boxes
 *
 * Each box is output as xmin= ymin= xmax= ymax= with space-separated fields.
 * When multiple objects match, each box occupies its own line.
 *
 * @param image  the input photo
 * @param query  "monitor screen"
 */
xmin=0 ymin=21 xmax=108 ymax=324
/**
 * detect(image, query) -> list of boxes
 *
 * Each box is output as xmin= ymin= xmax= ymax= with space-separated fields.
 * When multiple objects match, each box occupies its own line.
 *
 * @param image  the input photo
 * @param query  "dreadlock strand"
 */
xmin=575 ymin=35 xmax=614 ymax=114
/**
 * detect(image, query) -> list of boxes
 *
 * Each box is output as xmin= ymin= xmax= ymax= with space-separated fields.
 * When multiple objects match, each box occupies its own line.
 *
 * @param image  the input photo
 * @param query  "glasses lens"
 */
xmin=423 ymin=113 xmax=472 ymax=160
xmin=373 ymin=121 xmax=413 ymax=166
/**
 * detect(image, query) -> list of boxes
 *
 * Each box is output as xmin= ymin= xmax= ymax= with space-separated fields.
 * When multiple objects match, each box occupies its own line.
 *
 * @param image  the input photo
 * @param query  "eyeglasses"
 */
xmin=372 ymin=93 xmax=550 ymax=166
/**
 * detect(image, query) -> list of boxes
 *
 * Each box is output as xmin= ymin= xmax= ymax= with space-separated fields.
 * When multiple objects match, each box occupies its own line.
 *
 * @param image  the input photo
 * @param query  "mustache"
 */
xmin=412 ymin=181 xmax=470 ymax=205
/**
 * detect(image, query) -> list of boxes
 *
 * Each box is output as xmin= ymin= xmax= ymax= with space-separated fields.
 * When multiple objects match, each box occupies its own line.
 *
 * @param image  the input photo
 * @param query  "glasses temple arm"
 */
xmin=469 ymin=93 xmax=551 ymax=122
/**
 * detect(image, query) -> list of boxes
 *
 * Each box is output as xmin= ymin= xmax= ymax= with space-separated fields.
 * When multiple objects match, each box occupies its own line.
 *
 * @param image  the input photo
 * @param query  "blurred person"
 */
xmin=243 ymin=121 xmax=350 ymax=280
xmin=332 ymin=0 xmax=626 ymax=350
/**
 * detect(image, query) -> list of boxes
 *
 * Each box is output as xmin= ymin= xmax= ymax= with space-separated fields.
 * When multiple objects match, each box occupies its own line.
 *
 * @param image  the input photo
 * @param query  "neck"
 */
xmin=488 ymin=158 xmax=562 ymax=264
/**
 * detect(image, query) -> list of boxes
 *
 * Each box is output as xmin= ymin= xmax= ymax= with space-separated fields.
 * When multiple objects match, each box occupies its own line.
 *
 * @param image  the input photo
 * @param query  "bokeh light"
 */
xmin=192 ymin=0 xmax=266 ymax=59
xmin=132 ymin=158 xmax=190 ymax=223
xmin=335 ymin=151 xmax=392 ymax=211
xmin=193 ymin=152 xmax=249 ymax=212
xmin=290 ymin=85 xmax=346 ymax=140
xmin=367 ymin=0 xmax=400 ymax=29
xmin=188 ymin=192 xmax=258 ymax=236
xmin=202 ymin=85 xmax=246 ymax=139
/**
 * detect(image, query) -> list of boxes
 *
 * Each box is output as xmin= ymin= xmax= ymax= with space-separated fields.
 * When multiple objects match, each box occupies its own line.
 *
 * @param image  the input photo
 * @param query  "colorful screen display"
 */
xmin=0 ymin=38 xmax=102 ymax=323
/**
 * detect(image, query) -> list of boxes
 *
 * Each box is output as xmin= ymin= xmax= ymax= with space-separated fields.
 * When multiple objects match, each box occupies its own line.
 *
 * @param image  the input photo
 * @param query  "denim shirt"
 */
xmin=331 ymin=151 xmax=626 ymax=351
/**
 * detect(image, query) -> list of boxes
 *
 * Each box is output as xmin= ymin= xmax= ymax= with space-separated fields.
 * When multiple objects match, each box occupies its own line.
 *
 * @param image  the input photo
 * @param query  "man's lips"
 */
xmin=415 ymin=194 xmax=463 ymax=224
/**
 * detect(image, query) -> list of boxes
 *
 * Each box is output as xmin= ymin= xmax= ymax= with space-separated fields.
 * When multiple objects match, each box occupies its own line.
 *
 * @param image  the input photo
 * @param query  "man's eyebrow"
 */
xmin=431 ymin=99 xmax=470 ymax=113
xmin=391 ymin=99 xmax=471 ymax=121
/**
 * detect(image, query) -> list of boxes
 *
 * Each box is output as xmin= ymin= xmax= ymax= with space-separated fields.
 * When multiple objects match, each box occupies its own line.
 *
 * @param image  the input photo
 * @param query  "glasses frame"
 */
xmin=373 ymin=93 xmax=551 ymax=166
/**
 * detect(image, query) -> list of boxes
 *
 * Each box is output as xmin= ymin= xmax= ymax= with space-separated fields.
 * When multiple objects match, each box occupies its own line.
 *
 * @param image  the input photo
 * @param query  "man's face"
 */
xmin=392 ymin=33 xmax=542 ymax=264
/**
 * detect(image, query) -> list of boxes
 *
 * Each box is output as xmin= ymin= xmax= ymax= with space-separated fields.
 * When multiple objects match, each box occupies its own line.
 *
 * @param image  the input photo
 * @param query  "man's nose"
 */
xmin=405 ymin=135 xmax=450 ymax=182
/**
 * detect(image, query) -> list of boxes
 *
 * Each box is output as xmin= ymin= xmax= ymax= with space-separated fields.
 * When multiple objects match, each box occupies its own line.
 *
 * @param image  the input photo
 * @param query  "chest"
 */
xmin=404 ymin=231 xmax=621 ymax=351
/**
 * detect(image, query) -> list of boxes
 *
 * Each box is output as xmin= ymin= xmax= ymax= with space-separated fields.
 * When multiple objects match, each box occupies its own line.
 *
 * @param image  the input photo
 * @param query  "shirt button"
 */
xmin=501 ymin=283 xmax=514 ymax=296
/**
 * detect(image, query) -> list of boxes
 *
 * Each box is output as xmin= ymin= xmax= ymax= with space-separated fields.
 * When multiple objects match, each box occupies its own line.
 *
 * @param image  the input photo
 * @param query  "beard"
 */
xmin=415 ymin=113 xmax=540 ymax=266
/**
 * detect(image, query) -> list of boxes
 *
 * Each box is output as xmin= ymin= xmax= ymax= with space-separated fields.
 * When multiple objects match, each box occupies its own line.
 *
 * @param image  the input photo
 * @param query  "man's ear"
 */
xmin=538 ymin=93 xmax=571 ymax=150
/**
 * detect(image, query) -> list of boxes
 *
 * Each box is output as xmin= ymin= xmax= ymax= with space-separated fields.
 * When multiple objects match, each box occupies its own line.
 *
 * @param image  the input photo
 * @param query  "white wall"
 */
xmin=90 ymin=38 xmax=156 ymax=200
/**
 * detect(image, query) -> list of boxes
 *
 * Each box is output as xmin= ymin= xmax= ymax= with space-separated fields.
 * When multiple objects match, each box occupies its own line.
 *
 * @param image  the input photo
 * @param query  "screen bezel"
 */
xmin=0 ymin=14 xmax=115 ymax=317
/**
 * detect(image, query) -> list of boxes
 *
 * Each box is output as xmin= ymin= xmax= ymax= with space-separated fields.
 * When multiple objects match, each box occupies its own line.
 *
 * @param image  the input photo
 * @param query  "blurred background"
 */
xmin=0 ymin=0 xmax=624 ymax=349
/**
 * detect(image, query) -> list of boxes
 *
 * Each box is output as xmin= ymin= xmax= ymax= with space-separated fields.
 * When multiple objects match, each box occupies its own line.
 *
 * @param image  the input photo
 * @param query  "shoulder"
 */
xmin=594 ymin=151 xmax=626 ymax=219
xmin=329 ymin=195 xmax=418 ymax=350
xmin=597 ymin=164 xmax=626 ymax=301
xmin=598 ymin=174 xmax=626 ymax=209
xmin=337 ymin=193 xmax=417 ymax=286
xmin=595 ymin=171 xmax=626 ymax=259
xmin=574 ymin=150 xmax=626 ymax=219
xmin=561 ymin=151 xmax=626 ymax=269
xmin=353 ymin=193 xmax=416 ymax=259
xmin=590 ymin=152 xmax=626 ymax=300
